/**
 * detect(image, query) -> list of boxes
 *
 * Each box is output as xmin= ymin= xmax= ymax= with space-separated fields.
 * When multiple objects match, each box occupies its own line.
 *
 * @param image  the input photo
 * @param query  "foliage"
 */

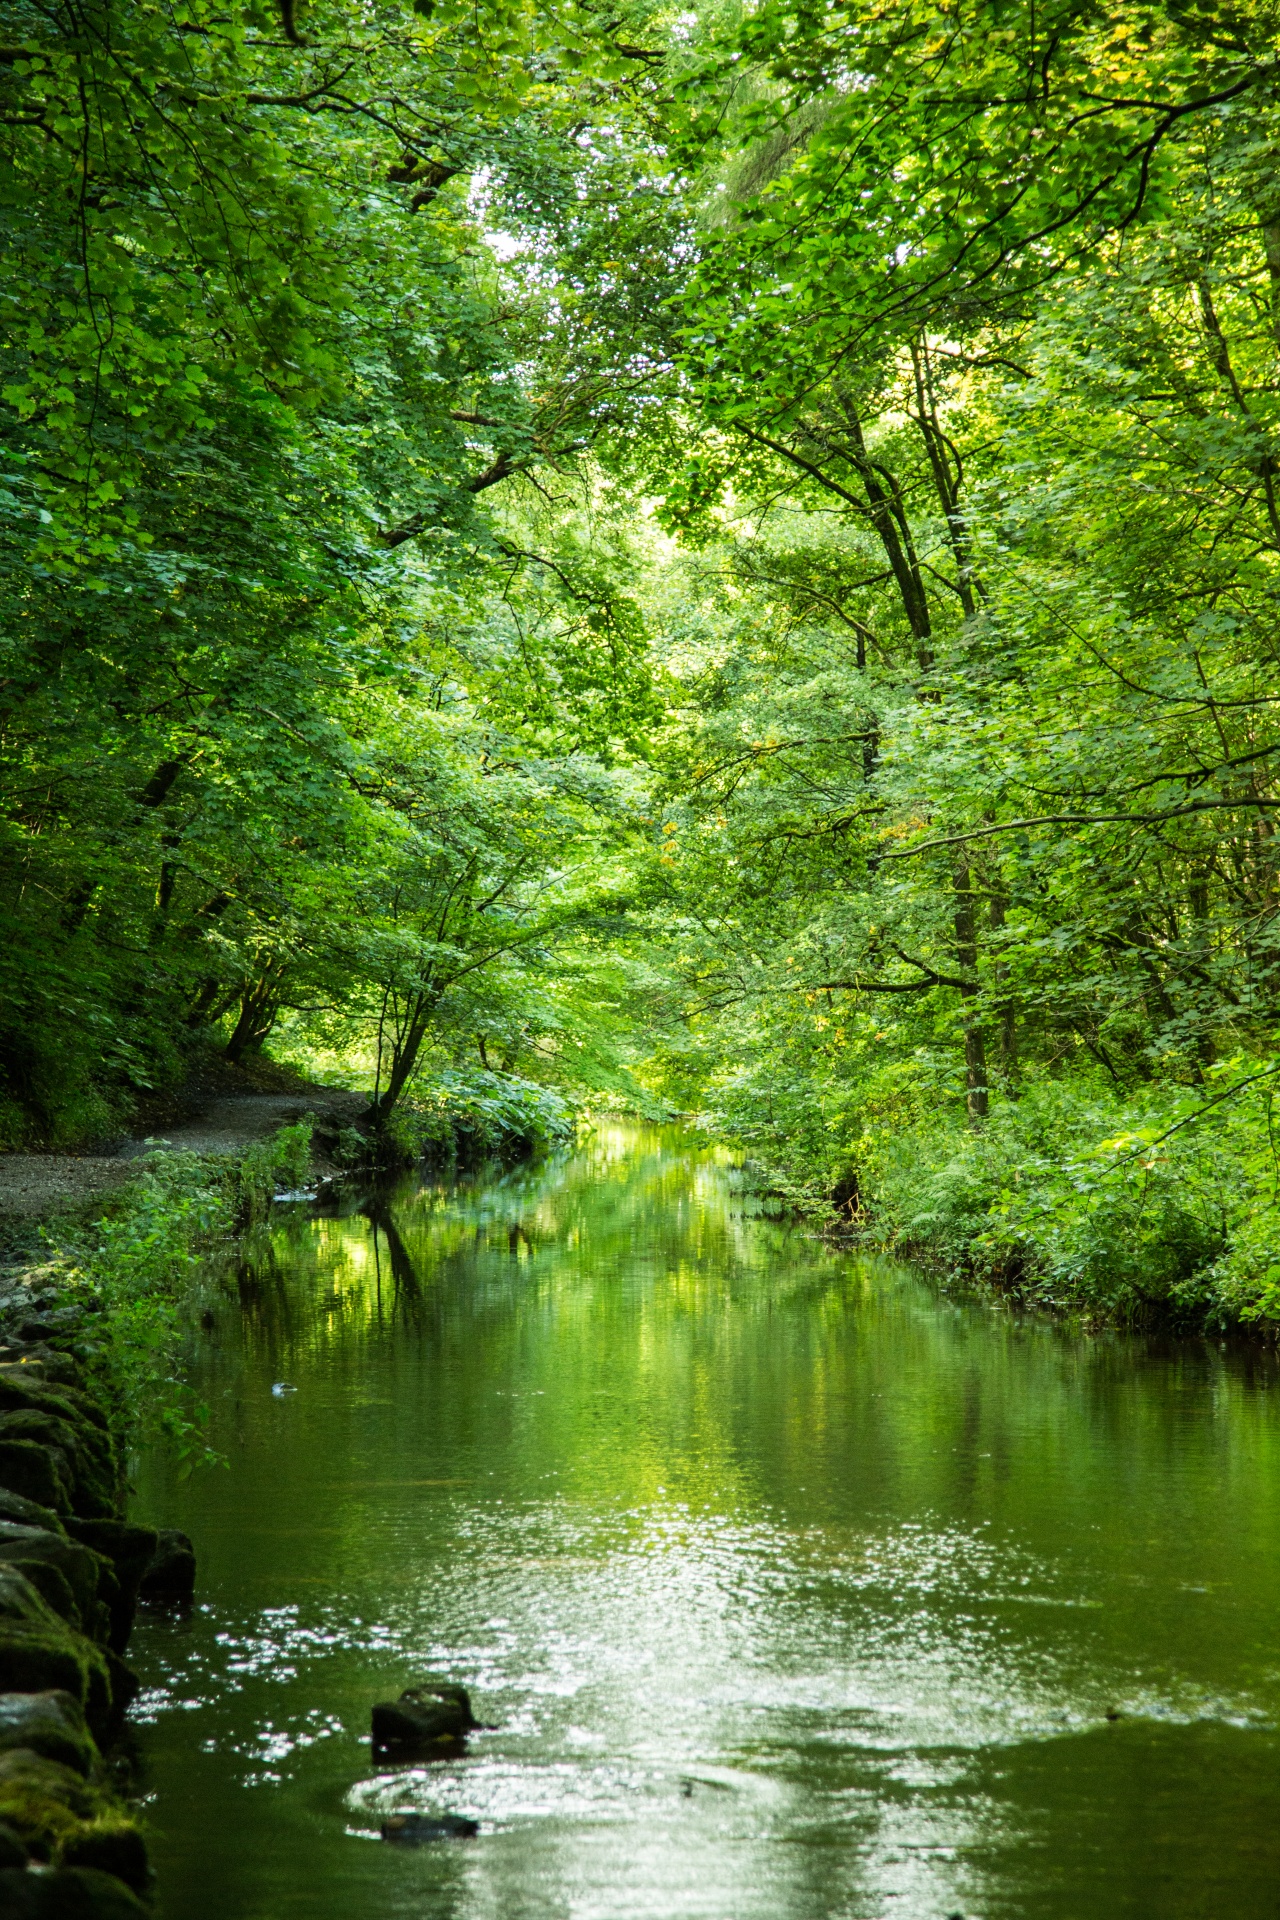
xmin=868 ymin=1079 xmax=1236 ymax=1324
xmin=384 ymin=1067 xmax=578 ymax=1164
xmin=0 ymin=0 xmax=672 ymax=1144
xmin=33 ymin=1124 xmax=312 ymax=1468
xmin=8 ymin=0 xmax=1280 ymax=1331
xmin=608 ymin=0 xmax=1280 ymax=1330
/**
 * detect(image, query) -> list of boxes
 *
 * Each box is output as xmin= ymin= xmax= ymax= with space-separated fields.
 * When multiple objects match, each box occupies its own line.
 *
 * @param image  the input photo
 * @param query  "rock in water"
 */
xmin=400 ymin=1676 xmax=479 ymax=1730
xmin=381 ymin=1812 xmax=479 ymax=1844
xmin=371 ymin=1691 xmax=467 ymax=1755
xmin=137 ymin=1531 xmax=195 ymax=1606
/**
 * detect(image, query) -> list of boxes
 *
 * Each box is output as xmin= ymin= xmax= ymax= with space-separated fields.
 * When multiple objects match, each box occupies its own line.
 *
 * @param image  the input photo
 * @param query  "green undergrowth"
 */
xmin=26 ymin=1122 xmax=313 ymax=1470
xmin=710 ymin=1063 xmax=1280 ymax=1332
xmin=367 ymin=1070 xmax=577 ymax=1168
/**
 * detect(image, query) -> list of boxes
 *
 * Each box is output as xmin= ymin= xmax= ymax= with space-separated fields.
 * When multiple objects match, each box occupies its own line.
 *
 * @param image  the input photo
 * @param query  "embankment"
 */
xmin=0 ymin=1276 xmax=183 ymax=1916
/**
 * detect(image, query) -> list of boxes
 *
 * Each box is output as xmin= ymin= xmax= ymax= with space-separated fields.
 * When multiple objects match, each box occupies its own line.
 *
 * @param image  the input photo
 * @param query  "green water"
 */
xmin=130 ymin=1123 xmax=1280 ymax=1919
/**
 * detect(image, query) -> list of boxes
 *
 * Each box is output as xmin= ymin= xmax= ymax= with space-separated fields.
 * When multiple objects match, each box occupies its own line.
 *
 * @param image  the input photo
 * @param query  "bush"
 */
xmin=387 ymin=1070 xmax=576 ymax=1166
xmin=700 ymin=1045 xmax=1280 ymax=1331
xmin=865 ymin=1074 xmax=1277 ymax=1328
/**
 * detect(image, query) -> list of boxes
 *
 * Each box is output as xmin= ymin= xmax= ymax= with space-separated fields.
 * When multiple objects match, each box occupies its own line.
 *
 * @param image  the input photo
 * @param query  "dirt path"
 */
xmin=116 ymin=1090 xmax=365 ymax=1159
xmin=0 ymin=1077 xmax=368 ymax=1220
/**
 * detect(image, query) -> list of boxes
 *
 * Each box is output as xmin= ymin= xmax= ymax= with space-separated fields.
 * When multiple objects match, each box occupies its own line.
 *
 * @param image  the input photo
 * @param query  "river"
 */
xmin=130 ymin=1122 xmax=1280 ymax=1919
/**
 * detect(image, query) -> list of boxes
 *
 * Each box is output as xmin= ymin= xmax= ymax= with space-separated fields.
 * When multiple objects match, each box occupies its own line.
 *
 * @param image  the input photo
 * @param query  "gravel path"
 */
xmin=0 ymin=1155 xmax=137 ymax=1219
xmin=0 ymin=1085 xmax=368 ymax=1220
xmin=115 ymin=1091 xmax=365 ymax=1159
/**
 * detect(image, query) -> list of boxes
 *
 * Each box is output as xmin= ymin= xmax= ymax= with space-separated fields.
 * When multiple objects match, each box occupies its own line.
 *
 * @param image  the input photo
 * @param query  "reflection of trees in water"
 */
xmin=377 ymin=1127 xmax=806 ymax=1300
xmin=210 ymin=1127 xmax=850 ymax=1394
xmin=232 ymin=1246 xmax=300 ymax=1331
xmin=361 ymin=1195 xmax=461 ymax=1341
xmin=184 ymin=1126 xmax=1280 ymax=1609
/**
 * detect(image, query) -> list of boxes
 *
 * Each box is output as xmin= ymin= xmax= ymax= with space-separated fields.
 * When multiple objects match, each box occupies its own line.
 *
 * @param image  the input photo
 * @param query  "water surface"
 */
xmin=131 ymin=1123 xmax=1280 ymax=1918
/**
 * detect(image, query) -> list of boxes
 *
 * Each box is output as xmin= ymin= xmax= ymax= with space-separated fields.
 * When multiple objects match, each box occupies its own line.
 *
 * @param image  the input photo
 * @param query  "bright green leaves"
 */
xmin=674 ymin=0 xmax=1280 ymax=421
xmin=0 ymin=0 xmax=681 ymax=1143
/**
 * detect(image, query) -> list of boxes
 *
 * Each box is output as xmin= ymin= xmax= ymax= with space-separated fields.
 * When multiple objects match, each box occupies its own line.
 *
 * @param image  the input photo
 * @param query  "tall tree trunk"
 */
xmin=953 ymin=864 xmax=988 ymax=1122
xmin=225 ymin=978 xmax=280 ymax=1062
xmin=988 ymin=872 xmax=1018 ymax=1090
xmin=910 ymin=338 xmax=983 ymax=616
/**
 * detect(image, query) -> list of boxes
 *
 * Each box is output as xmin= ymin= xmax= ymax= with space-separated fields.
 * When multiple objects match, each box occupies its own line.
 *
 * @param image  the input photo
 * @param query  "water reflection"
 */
xmin=131 ymin=1124 xmax=1280 ymax=1919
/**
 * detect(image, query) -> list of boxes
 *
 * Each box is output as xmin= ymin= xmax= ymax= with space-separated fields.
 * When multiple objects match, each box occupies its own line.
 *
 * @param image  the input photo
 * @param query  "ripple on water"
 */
xmin=127 ymin=1124 xmax=1280 ymax=1920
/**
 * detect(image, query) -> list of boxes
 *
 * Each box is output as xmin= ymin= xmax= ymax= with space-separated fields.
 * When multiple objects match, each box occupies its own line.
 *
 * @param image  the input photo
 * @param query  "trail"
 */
xmin=0 ymin=1071 xmax=367 ymax=1220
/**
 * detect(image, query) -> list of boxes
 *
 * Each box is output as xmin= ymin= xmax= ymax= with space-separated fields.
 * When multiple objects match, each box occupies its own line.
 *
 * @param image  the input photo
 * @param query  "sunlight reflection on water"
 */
xmin=130 ymin=1123 xmax=1280 ymax=1920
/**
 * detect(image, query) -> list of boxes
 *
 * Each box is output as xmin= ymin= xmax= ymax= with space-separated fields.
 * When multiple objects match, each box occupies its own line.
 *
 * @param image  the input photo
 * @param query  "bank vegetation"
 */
xmin=5 ymin=0 xmax=1280 ymax=1329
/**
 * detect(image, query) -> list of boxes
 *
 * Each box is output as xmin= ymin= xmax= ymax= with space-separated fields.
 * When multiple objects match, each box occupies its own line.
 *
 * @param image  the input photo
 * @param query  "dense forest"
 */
xmin=6 ymin=0 xmax=1280 ymax=1327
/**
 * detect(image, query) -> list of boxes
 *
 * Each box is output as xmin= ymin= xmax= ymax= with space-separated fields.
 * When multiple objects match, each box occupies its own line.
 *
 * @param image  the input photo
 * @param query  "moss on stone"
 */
xmin=0 ymin=1441 xmax=71 ymax=1513
xmin=0 ymin=1863 xmax=149 ymax=1916
xmin=0 ymin=1569 xmax=113 ymax=1738
xmin=0 ymin=1490 xmax=66 ymax=1536
xmin=0 ymin=1322 xmax=153 ymax=1909
xmin=59 ymin=1818 xmax=150 ymax=1895
xmin=0 ymin=1746 xmax=109 ymax=1855
xmin=0 ymin=1690 xmax=96 ymax=1776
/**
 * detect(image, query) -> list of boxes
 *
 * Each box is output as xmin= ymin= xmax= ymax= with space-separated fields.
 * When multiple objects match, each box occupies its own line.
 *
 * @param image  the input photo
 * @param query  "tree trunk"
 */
xmin=225 ymin=979 xmax=279 ymax=1062
xmin=367 ymin=990 xmax=441 ymax=1125
xmin=953 ymin=864 xmax=988 ymax=1121
xmin=988 ymin=874 xmax=1018 ymax=1091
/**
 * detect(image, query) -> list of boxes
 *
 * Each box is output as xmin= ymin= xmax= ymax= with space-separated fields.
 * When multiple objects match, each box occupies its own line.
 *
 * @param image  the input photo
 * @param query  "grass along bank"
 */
xmin=1 ymin=1125 xmax=315 ymax=1478
xmin=704 ymin=1061 xmax=1280 ymax=1335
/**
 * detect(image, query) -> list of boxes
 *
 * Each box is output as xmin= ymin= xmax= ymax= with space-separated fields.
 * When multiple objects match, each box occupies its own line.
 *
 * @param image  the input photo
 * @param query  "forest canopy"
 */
xmin=6 ymin=0 xmax=1280 ymax=1326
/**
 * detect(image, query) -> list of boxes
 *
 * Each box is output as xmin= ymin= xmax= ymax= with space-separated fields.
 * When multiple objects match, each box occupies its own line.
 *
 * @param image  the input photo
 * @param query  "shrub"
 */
xmin=389 ymin=1070 xmax=576 ymax=1166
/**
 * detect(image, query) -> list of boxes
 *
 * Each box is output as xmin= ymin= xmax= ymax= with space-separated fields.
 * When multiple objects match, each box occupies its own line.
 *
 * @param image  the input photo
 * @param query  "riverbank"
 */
xmin=0 ymin=1057 xmax=366 ymax=1224
xmin=715 ymin=1070 xmax=1280 ymax=1336
xmin=0 ymin=1285 xmax=180 ymax=1914
xmin=0 ymin=1089 xmax=339 ymax=1911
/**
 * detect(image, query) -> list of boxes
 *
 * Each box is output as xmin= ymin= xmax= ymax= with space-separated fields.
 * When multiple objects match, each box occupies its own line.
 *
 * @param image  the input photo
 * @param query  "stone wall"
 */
xmin=0 ymin=1281 xmax=193 ymax=1916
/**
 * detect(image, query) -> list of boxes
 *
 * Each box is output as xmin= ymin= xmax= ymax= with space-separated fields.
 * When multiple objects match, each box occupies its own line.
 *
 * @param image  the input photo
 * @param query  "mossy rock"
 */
xmin=0 ymin=1817 xmax=27 ymax=1866
xmin=0 ymin=1380 xmax=81 ymax=1422
xmin=0 ymin=1746 xmax=109 ymax=1854
xmin=0 ymin=1346 xmax=80 ymax=1388
xmin=0 ymin=1864 xmax=148 ymax=1917
xmin=0 ymin=1382 xmax=119 ymax=1519
xmin=0 ymin=1570 xmax=113 ymax=1740
xmin=0 ymin=1381 xmax=106 ymax=1437
xmin=137 ymin=1531 xmax=194 ymax=1606
xmin=0 ymin=1414 xmax=115 ymax=1522
xmin=0 ymin=1690 xmax=96 ymax=1776
xmin=100 ymin=1653 xmax=138 ymax=1742
xmin=0 ymin=1441 xmax=72 ymax=1514
xmin=60 ymin=1819 xmax=150 ymax=1895
xmin=0 ymin=1490 xmax=66 ymax=1537
xmin=41 ymin=1388 xmax=109 ymax=1437
xmin=0 ymin=1526 xmax=112 ymax=1637
xmin=64 ymin=1525 xmax=156 ymax=1655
